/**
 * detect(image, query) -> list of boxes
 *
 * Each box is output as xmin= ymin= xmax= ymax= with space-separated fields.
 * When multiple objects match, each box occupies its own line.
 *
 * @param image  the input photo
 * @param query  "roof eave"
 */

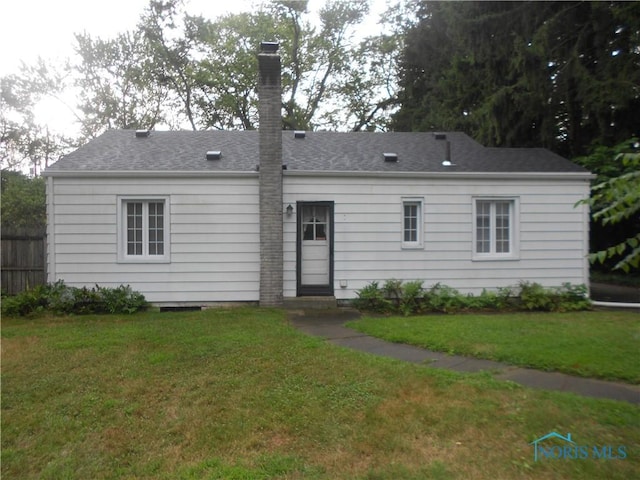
xmin=43 ymin=169 xmax=259 ymax=178
xmin=283 ymin=170 xmax=595 ymax=180
xmin=43 ymin=169 xmax=594 ymax=181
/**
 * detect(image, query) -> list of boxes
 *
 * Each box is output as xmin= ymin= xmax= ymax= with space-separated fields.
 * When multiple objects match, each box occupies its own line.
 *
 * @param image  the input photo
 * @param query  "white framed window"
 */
xmin=117 ymin=196 xmax=170 ymax=263
xmin=402 ymin=198 xmax=423 ymax=248
xmin=473 ymin=197 xmax=519 ymax=260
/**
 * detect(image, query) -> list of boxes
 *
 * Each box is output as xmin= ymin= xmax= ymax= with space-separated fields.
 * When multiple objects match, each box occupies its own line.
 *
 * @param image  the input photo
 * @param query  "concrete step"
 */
xmin=283 ymin=296 xmax=337 ymax=309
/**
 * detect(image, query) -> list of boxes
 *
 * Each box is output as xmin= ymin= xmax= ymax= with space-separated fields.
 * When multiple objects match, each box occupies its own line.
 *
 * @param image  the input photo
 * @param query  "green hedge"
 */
xmin=2 ymin=281 xmax=148 ymax=316
xmin=352 ymin=280 xmax=591 ymax=315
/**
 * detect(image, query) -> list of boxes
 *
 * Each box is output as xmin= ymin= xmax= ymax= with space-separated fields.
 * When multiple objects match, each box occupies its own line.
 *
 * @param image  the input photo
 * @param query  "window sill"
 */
xmin=117 ymin=256 xmax=171 ymax=264
xmin=401 ymin=243 xmax=424 ymax=250
xmin=472 ymin=254 xmax=519 ymax=262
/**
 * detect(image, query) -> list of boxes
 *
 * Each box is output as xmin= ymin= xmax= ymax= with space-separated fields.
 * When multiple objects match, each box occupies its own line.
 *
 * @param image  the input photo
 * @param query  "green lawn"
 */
xmin=2 ymin=308 xmax=639 ymax=479
xmin=347 ymin=311 xmax=640 ymax=384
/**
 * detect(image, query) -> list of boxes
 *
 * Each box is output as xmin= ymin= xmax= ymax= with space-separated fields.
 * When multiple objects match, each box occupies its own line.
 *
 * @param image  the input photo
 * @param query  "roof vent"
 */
xmin=135 ymin=130 xmax=150 ymax=138
xmin=282 ymin=164 xmax=287 ymax=170
xmin=434 ymin=132 xmax=447 ymax=140
xmin=442 ymin=140 xmax=456 ymax=166
xmin=294 ymin=130 xmax=306 ymax=139
xmin=383 ymin=152 xmax=398 ymax=162
xmin=260 ymin=41 xmax=279 ymax=53
xmin=206 ymin=151 xmax=222 ymax=160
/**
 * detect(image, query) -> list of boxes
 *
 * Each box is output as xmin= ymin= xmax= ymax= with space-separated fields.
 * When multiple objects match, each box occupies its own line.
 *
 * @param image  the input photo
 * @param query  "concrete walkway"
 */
xmin=288 ymin=309 xmax=640 ymax=405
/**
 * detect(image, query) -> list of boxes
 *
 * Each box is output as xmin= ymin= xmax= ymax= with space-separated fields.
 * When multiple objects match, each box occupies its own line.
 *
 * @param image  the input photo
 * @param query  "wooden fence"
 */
xmin=1 ymin=227 xmax=46 ymax=295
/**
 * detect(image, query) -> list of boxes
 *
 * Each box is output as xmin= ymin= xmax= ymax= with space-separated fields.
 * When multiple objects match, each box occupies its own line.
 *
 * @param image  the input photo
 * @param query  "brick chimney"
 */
xmin=258 ymin=41 xmax=283 ymax=306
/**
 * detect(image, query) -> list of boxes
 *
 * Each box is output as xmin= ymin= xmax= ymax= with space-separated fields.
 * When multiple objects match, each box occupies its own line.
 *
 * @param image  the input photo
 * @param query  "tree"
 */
xmin=74 ymin=30 xmax=170 ymax=137
xmin=187 ymin=9 xmax=289 ymax=130
xmin=4 ymin=0 xmax=401 ymax=152
xmin=577 ymin=139 xmax=640 ymax=273
xmin=393 ymin=1 xmax=640 ymax=158
xmin=0 ymin=170 xmax=46 ymax=230
xmin=191 ymin=0 xmax=379 ymax=131
xmin=1 ymin=59 xmax=73 ymax=174
xmin=278 ymin=0 xmax=371 ymax=130
xmin=139 ymin=0 xmax=202 ymax=130
xmin=71 ymin=0 xmax=398 ymax=133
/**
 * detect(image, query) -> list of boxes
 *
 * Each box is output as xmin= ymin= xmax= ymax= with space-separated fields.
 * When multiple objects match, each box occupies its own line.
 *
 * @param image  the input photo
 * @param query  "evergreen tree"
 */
xmin=393 ymin=1 xmax=640 ymax=157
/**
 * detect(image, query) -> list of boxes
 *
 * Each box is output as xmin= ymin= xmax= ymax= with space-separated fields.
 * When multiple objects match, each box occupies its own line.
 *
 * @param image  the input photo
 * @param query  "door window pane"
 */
xmin=302 ymin=206 xmax=328 ymax=241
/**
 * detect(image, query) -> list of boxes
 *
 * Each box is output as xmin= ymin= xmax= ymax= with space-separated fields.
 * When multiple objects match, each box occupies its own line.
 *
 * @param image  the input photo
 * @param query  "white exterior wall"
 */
xmin=47 ymin=174 xmax=260 ymax=304
xmin=283 ymin=173 xmax=591 ymax=300
xmin=47 ymin=171 xmax=590 ymax=305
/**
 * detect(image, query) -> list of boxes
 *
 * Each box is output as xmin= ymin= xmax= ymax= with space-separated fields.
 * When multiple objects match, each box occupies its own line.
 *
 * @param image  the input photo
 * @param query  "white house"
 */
xmin=43 ymin=44 xmax=593 ymax=307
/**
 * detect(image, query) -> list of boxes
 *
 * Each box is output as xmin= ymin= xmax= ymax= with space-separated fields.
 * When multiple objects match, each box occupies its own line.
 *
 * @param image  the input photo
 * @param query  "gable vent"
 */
xmin=294 ymin=130 xmax=306 ymax=139
xmin=434 ymin=132 xmax=446 ymax=140
xmin=135 ymin=130 xmax=150 ymax=138
xmin=383 ymin=152 xmax=398 ymax=162
xmin=206 ymin=151 xmax=222 ymax=160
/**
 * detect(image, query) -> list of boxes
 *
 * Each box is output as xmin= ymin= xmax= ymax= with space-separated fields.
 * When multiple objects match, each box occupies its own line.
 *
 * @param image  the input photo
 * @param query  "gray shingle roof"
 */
xmin=46 ymin=129 xmax=589 ymax=174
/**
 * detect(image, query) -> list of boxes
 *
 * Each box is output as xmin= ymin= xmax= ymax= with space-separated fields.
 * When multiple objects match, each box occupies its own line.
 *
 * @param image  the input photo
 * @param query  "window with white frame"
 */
xmin=118 ymin=197 xmax=170 ymax=263
xmin=473 ymin=198 xmax=518 ymax=259
xmin=402 ymin=198 xmax=423 ymax=248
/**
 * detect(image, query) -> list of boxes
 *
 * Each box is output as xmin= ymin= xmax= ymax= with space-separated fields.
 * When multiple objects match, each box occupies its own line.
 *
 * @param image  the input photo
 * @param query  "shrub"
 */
xmin=517 ymin=281 xmax=591 ymax=312
xmin=352 ymin=281 xmax=392 ymax=313
xmin=400 ymin=280 xmax=425 ymax=316
xmin=555 ymin=283 xmax=591 ymax=312
xmin=1 ymin=281 xmax=148 ymax=316
xmin=425 ymin=283 xmax=465 ymax=313
xmin=98 ymin=285 xmax=148 ymax=314
xmin=1 ymin=284 xmax=50 ymax=316
xmin=382 ymin=279 xmax=403 ymax=309
xmin=518 ymin=281 xmax=554 ymax=311
xmin=464 ymin=288 xmax=514 ymax=311
xmin=353 ymin=280 xmax=590 ymax=314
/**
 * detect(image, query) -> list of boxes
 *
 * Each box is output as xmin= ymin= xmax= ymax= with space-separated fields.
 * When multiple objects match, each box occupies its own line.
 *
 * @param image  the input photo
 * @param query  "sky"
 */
xmin=0 ymin=0 xmax=261 ymax=76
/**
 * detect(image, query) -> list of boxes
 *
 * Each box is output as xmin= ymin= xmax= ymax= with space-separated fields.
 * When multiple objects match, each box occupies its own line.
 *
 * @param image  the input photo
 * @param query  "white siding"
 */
xmin=47 ymin=172 xmax=590 ymax=304
xmin=48 ymin=176 xmax=260 ymax=304
xmin=283 ymin=175 xmax=590 ymax=299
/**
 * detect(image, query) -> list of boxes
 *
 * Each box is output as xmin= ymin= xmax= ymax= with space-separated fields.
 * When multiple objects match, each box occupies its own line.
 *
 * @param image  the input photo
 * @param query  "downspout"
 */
xmin=590 ymin=301 xmax=640 ymax=309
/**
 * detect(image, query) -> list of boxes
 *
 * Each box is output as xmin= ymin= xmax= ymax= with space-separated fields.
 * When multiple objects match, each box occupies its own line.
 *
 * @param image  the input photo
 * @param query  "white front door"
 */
xmin=298 ymin=203 xmax=333 ymax=295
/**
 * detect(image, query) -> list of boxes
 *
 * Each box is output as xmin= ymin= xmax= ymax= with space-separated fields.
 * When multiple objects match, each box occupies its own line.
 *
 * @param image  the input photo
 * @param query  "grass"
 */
xmin=347 ymin=311 xmax=640 ymax=384
xmin=2 ymin=308 xmax=639 ymax=479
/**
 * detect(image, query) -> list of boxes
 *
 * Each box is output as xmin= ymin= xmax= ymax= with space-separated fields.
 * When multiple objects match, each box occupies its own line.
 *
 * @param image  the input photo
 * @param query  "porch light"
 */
xmin=286 ymin=204 xmax=294 ymax=216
